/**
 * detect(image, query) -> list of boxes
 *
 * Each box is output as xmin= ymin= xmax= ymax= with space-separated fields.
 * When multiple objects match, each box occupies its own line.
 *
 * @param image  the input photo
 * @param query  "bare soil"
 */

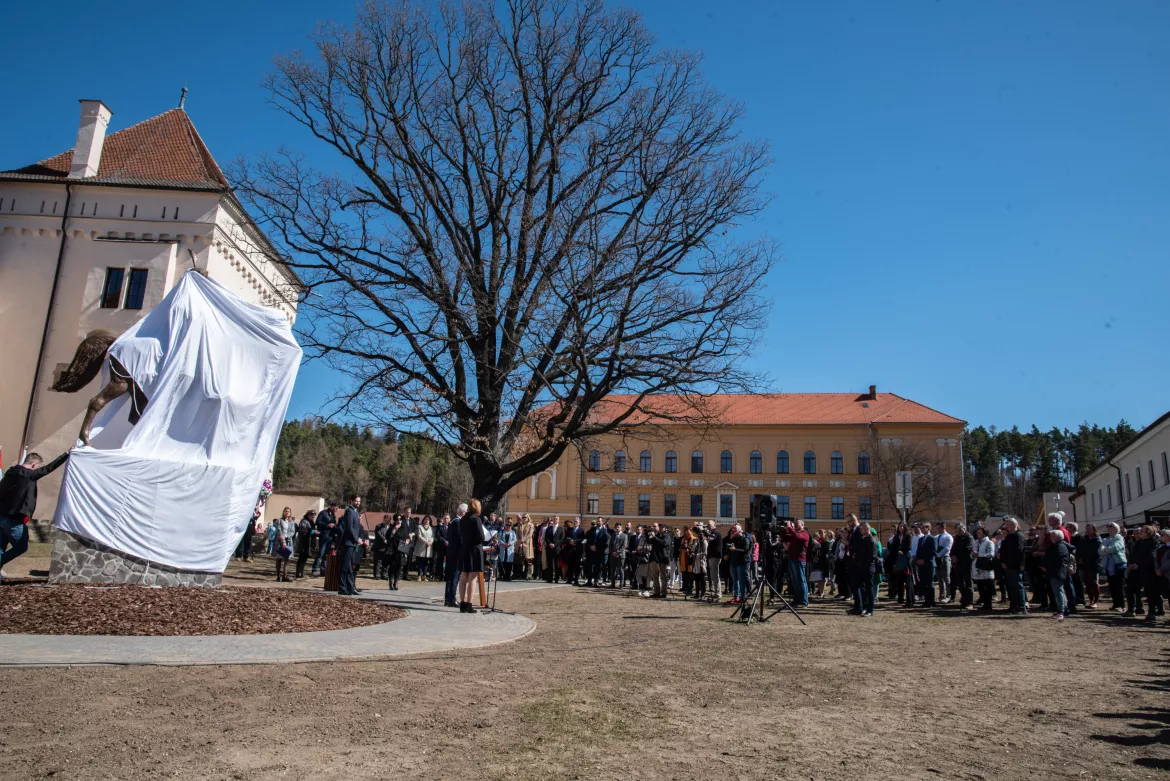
xmin=1 ymin=583 xmax=1167 ymax=781
xmin=0 ymin=584 xmax=403 ymax=636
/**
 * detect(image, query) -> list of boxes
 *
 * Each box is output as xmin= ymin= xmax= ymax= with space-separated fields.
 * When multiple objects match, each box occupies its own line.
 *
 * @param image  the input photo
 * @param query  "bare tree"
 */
xmin=232 ymin=0 xmax=776 ymax=510
xmin=865 ymin=434 xmax=963 ymax=523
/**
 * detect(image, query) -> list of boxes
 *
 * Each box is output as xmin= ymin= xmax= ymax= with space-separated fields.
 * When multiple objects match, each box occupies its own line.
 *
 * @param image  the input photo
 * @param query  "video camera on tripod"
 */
xmin=747 ymin=494 xmax=794 ymax=538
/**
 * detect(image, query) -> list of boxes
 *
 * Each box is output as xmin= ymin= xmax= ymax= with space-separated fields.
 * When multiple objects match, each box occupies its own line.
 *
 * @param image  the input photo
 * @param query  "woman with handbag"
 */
xmin=973 ymin=525 xmax=997 ymax=611
xmin=273 ymin=507 xmax=296 ymax=582
xmin=413 ymin=516 xmax=435 ymax=580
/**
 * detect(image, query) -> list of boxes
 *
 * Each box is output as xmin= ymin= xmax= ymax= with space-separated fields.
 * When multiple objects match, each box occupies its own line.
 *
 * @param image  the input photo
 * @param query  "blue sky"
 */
xmin=2 ymin=0 xmax=1167 ymax=433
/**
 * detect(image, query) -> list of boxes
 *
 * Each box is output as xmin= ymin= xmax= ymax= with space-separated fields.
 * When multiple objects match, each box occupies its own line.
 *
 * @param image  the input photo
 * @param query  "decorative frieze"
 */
xmin=748 ymin=479 xmax=763 ymax=488
xmin=586 ymin=477 xmax=601 ymax=485
xmin=689 ymin=479 xmax=704 ymax=487
xmin=776 ymin=479 xmax=790 ymax=488
xmin=664 ymin=479 xmax=678 ymax=487
xmin=857 ymin=479 xmax=872 ymax=489
xmin=829 ymin=479 xmax=845 ymax=488
xmin=637 ymin=478 xmax=652 ymax=486
xmin=802 ymin=479 xmax=817 ymax=488
xmin=612 ymin=478 xmax=626 ymax=486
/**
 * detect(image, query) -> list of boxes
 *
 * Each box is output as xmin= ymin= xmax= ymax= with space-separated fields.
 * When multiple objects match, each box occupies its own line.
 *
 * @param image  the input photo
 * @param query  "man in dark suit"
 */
xmin=915 ymin=521 xmax=937 ymax=607
xmin=564 ymin=517 xmax=585 ymax=585
xmin=584 ymin=519 xmax=610 ymax=586
xmin=543 ymin=516 xmax=565 ymax=582
xmin=432 ymin=514 xmax=449 ymax=581
xmin=854 ymin=522 xmax=879 ymax=616
xmin=845 ymin=514 xmax=865 ymax=614
xmin=444 ymin=504 xmax=466 ymax=607
xmin=311 ymin=502 xmax=339 ymax=577
xmin=337 ymin=495 xmax=364 ymax=596
xmin=0 ymin=450 xmax=69 ymax=577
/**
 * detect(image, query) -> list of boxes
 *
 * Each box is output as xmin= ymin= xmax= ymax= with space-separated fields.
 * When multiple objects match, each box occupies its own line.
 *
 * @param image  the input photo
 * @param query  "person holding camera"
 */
xmin=778 ymin=519 xmax=811 ymax=608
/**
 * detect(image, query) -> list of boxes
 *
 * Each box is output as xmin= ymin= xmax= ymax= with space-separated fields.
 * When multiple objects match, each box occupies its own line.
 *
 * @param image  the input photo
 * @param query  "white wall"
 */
xmin=1080 ymin=413 xmax=1170 ymax=526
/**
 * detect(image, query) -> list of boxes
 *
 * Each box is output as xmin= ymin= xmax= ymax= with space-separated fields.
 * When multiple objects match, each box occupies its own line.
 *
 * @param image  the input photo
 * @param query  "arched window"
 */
xmin=721 ymin=450 xmax=733 ymax=473
xmin=803 ymin=450 xmax=817 ymax=474
xmin=831 ymin=451 xmax=843 ymax=474
xmin=639 ymin=450 xmax=652 ymax=472
xmin=776 ymin=450 xmax=789 ymax=474
xmin=857 ymin=451 xmax=871 ymax=475
xmin=691 ymin=450 xmax=704 ymax=473
xmin=614 ymin=450 xmax=626 ymax=472
xmin=665 ymin=450 xmax=677 ymax=473
xmin=750 ymin=451 xmax=762 ymax=474
xmin=588 ymin=450 xmax=600 ymax=471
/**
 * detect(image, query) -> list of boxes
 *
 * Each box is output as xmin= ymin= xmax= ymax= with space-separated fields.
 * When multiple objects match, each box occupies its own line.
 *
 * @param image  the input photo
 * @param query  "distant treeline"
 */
xmin=272 ymin=418 xmax=472 ymax=516
xmin=963 ymin=421 xmax=1138 ymax=523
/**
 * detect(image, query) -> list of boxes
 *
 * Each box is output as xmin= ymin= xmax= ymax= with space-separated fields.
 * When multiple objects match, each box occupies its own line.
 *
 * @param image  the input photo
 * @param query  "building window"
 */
xmin=691 ymin=451 xmax=704 ymax=473
xmin=750 ymin=451 xmax=762 ymax=474
xmin=776 ymin=496 xmax=790 ymax=517
xmin=857 ymin=451 xmax=871 ymax=475
xmin=831 ymin=451 xmax=843 ymax=475
xmin=859 ymin=497 xmax=872 ymax=521
xmin=831 ymin=496 xmax=845 ymax=520
xmin=1163 ymin=453 xmax=1169 ymax=487
xmin=1107 ymin=484 xmax=1112 ymax=509
xmin=664 ymin=494 xmax=677 ymax=516
xmin=1125 ymin=473 xmax=1132 ymax=502
xmin=690 ymin=494 xmax=703 ymax=517
xmin=638 ymin=494 xmax=650 ymax=516
xmin=1098 ymin=488 xmax=1103 ymax=513
xmin=639 ymin=450 xmax=652 ymax=472
xmin=1091 ymin=493 xmax=1096 ymax=516
xmin=719 ymin=494 xmax=733 ymax=518
xmin=587 ymin=493 xmax=599 ymax=514
xmin=776 ymin=450 xmax=789 ymax=474
xmin=100 ymin=268 xmax=126 ymax=309
xmin=588 ymin=450 xmax=600 ymax=471
xmin=803 ymin=496 xmax=817 ymax=519
xmin=1116 ymin=479 xmax=1122 ymax=508
xmin=720 ymin=450 xmax=733 ymax=473
xmin=665 ymin=451 xmax=677 ymax=473
xmin=612 ymin=493 xmax=625 ymax=515
xmin=804 ymin=451 xmax=816 ymax=474
xmin=1149 ymin=459 xmax=1156 ymax=491
xmin=614 ymin=450 xmax=626 ymax=472
xmin=123 ymin=268 xmax=148 ymax=310
xmin=1136 ymin=468 xmax=1143 ymax=497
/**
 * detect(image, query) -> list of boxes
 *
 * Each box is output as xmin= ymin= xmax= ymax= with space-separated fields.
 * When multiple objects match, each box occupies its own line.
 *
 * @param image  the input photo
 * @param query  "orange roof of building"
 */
xmin=573 ymin=392 xmax=964 ymax=427
xmin=3 ymin=108 xmax=229 ymax=191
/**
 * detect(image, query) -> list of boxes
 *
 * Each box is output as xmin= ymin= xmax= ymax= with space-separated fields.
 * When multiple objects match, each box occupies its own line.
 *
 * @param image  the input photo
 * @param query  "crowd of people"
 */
xmin=247 ymin=500 xmax=1170 ymax=622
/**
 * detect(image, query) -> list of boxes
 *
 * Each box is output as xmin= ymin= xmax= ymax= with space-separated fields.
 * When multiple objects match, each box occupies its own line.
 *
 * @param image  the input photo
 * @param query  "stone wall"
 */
xmin=48 ymin=530 xmax=222 ymax=588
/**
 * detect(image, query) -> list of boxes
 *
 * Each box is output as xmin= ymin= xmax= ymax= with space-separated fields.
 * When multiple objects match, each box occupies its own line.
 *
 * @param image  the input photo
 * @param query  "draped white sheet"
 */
xmin=54 ymin=271 xmax=301 ymax=572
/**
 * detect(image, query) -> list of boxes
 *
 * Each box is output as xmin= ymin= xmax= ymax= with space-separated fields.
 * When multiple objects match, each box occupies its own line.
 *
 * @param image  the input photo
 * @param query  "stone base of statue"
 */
xmin=48 ymin=530 xmax=222 ymax=588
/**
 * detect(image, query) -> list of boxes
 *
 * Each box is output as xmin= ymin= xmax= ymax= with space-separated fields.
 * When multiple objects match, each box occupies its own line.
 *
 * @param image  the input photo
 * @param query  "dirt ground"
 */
xmin=1 ymin=558 xmax=1168 ymax=781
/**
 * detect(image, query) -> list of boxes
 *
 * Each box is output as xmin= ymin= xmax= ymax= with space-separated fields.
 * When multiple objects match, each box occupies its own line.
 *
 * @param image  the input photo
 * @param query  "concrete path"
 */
xmin=0 ymin=580 xmax=556 ymax=668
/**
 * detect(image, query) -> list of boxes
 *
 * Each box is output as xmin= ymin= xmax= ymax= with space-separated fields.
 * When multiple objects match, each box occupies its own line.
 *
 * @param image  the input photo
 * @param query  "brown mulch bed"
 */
xmin=0 ymin=585 xmax=404 ymax=636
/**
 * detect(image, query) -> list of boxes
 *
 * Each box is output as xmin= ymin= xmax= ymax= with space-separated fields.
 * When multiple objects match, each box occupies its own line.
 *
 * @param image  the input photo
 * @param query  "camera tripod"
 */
xmin=729 ymin=572 xmax=807 ymax=626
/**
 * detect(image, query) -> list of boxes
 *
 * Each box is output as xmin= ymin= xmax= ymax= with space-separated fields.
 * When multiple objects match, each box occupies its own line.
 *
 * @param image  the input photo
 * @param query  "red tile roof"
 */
xmin=573 ymin=392 xmax=964 ymax=427
xmin=4 ymin=109 xmax=228 ymax=190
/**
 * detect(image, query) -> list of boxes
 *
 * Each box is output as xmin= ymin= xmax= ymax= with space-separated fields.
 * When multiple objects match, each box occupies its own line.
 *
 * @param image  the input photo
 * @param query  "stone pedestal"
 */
xmin=48 ymin=530 xmax=222 ymax=588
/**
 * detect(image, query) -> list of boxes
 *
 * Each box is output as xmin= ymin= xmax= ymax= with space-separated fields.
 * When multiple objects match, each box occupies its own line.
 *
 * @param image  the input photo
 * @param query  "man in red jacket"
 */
xmin=0 ymin=450 xmax=70 ymax=580
xmin=779 ymin=519 xmax=811 ymax=607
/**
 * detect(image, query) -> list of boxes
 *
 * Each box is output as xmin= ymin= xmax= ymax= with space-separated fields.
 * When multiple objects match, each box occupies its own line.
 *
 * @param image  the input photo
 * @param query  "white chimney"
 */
xmin=69 ymin=99 xmax=113 ymax=179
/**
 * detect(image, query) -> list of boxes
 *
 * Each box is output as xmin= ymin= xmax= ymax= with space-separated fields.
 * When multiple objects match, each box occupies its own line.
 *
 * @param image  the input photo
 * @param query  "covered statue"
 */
xmin=51 ymin=271 xmax=301 ymax=573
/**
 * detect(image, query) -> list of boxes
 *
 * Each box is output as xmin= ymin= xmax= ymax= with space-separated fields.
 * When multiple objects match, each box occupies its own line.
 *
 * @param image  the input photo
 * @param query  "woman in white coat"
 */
xmin=413 ymin=516 xmax=435 ymax=580
xmin=973 ymin=525 xmax=997 ymax=611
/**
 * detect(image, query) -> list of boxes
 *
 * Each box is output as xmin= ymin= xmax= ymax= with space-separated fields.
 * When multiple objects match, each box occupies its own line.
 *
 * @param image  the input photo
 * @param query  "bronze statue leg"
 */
xmin=78 ymin=377 xmax=130 ymax=446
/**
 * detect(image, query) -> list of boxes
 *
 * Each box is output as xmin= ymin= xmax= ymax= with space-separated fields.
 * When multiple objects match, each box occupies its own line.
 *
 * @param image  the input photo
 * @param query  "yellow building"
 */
xmin=506 ymin=387 xmax=965 ymax=533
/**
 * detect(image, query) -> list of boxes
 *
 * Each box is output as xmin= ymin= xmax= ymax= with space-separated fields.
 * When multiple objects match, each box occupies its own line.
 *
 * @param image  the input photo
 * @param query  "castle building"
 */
xmin=506 ymin=387 xmax=966 ymax=532
xmin=0 ymin=98 xmax=300 ymax=519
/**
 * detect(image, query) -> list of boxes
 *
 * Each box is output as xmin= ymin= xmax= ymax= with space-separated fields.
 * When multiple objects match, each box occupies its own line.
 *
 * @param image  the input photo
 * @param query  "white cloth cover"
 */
xmin=54 ymin=271 xmax=301 ymax=572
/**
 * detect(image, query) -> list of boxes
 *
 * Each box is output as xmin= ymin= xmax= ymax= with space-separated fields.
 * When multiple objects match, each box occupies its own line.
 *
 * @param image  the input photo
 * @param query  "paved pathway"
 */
xmin=0 ymin=580 xmax=555 ymax=668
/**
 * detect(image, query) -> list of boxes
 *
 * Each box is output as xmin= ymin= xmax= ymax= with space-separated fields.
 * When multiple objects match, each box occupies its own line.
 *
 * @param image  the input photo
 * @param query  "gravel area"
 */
xmin=0 ymin=586 xmax=1167 ymax=780
xmin=0 ymin=584 xmax=404 ymax=636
